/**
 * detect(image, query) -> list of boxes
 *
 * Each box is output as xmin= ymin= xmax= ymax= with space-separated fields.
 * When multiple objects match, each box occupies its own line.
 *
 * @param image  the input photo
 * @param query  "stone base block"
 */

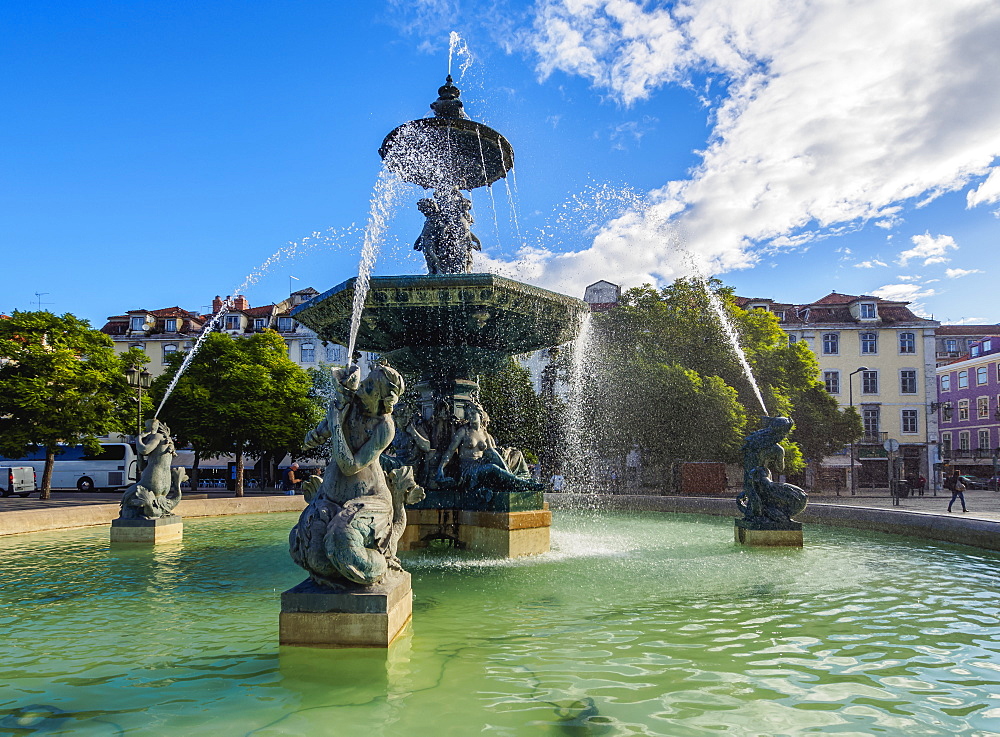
xmin=110 ymin=516 xmax=183 ymax=544
xmin=279 ymin=571 xmax=412 ymax=648
xmin=399 ymin=508 xmax=551 ymax=557
xmin=734 ymin=520 xmax=803 ymax=547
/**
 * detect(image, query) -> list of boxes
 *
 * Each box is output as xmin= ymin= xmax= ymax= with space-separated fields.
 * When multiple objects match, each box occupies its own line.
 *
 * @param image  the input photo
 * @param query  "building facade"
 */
xmin=936 ymin=337 xmax=1000 ymax=477
xmin=739 ymin=292 xmax=940 ymax=487
xmin=101 ymin=288 xmax=356 ymax=378
xmin=933 ymin=325 xmax=1000 ymax=366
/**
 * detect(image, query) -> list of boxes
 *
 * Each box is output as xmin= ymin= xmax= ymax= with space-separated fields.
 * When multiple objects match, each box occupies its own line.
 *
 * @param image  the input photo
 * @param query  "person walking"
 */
xmin=550 ymin=473 xmax=565 ymax=492
xmin=282 ymin=463 xmax=301 ymax=496
xmin=944 ymin=470 xmax=968 ymax=513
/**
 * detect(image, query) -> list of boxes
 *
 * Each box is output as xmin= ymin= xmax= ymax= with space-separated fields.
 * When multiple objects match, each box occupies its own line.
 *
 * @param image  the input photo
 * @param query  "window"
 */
xmin=941 ymin=374 xmax=951 ymax=392
xmin=945 ymin=339 xmax=958 ymax=352
xmin=900 ymin=370 xmax=917 ymax=394
xmin=958 ymin=399 xmax=969 ymax=421
xmin=129 ymin=343 xmax=145 ymax=352
xmin=325 ymin=344 xmax=342 ymax=362
xmin=862 ymin=406 xmax=880 ymax=436
xmin=823 ymin=371 xmax=840 ymax=394
xmin=254 ymin=318 xmax=266 ymax=331
xmin=822 ymin=333 xmax=839 ymax=354
xmin=130 ymin=316 xmax=146 ymax=331
xmin=997 ymin=363 xmax=1000 ymax=382
xmin=860 ymin=332 xmax=878 ymax=354
xmin=277 ymin=317 xmax=294 ymax=332
xmin=788 ymin=334 xmax=797 ymax=345
xmin=162 ymin=344 xmax=177 ymax=363
xmin=971 ymin=344 xmax=981 ymax=358
xmin=773 ymin=310 xmax=785 ymax=321
xmin=165 ymin=318 xmax=177 ymax=332
xmin=977 ymin=366 xmax=988 ymax=385
xmin=941 ymin=402 xmax=953 ymax=422
xmin=901 ymin=409 xmax=918 ymax=434
xmin=941 ymin=433 xmax=952 ymax=454
xmin=959 ymin=431 xmax=970 ymax=451
xmin=300 ymin=342 xmax=315 ymax=363
xmin=898 ymin=332 xmax=915 ymax=354
xmin=978 ymin=396 xmax=990 ymax=419
xmin=979 ymin=429 xmax=991 ymax=450
xmin=862 ymin=370 xmax=878 ymax=394
xmin=859 ymin=303 xmax=877 ymax=319
xmin=984 ymin=339 xmax=993 ymax=352
xmin=225 ymin=315 xmax=241 ymax=331
xmin=958 ymin=370 xmax=968 ymax=389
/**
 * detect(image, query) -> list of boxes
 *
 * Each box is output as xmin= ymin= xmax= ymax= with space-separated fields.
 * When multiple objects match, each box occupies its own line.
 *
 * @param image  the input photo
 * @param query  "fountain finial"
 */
xmin=431 ymin=75 xmax=466 ymax=119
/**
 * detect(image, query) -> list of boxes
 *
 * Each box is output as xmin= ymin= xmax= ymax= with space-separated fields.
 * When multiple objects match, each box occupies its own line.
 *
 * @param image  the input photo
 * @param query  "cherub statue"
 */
xmin=119 ymin=419 xmax=184 ymax=519
xmin=737 ymin=416 xmax=807 ymax=525
xmin=290 ymin=364 xmax=423 ymax=587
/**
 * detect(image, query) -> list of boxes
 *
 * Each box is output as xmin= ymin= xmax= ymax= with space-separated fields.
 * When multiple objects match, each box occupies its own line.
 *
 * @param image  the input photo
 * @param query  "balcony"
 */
xmin=859 ymin=432 xmax=888 ymax=444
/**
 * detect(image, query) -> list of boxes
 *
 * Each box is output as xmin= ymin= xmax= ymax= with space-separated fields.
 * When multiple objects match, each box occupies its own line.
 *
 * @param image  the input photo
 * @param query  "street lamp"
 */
xmin=125 ymin=365 xmax=152 ymax=439
xmin=848 ymin=366 xmax=869 ymax=496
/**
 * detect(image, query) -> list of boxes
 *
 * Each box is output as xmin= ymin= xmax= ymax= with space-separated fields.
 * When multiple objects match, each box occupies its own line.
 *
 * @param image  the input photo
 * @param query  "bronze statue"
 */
xmin=290 ymin=364 xmax=423 ymax=587
xmin=435 ymin=402 xmax=542 ymax=493
xmin=737 ymin=416 xmax=807 ymax=526
xmin=119 ymin=419 xmax=184 ymax=519
xmin=413 ymin=187 xmax=481 ymax=274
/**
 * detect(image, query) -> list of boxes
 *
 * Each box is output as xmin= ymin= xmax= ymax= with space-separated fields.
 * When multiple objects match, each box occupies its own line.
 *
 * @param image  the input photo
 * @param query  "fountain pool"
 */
xmin=2 ymin=512 xmax=997 ymax=736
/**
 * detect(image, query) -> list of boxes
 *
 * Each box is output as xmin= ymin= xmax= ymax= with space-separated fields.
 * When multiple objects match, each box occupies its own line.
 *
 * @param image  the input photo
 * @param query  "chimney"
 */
xmin=212 ymin=295 xmax=224 ymax=313
xmin=232 ymin=295 xmax=250 ymax=311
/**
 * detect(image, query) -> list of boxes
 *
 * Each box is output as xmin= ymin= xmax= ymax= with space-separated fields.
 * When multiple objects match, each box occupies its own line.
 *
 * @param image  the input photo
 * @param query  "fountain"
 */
xmin=292 ymin=76 xmax=588 ymax=560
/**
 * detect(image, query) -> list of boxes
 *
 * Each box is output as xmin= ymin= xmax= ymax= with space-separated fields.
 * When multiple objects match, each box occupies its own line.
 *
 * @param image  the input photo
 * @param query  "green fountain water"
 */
xmin=2 ymin=512 xmax=997 ymax=736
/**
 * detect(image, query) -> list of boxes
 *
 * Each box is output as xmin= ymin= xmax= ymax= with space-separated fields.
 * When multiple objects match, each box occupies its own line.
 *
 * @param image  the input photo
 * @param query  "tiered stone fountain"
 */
xmin=281 ymin=76 xmax=587 ymax=647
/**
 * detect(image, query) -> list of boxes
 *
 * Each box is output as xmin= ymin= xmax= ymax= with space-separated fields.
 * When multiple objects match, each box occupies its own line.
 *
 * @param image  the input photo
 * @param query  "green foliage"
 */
xmin=0 ymin=311 xmax=137 ymax=496
xmin=586 ymin=277 xmax=856 ymax=473
xmin=790 ymin=383 xmax=864 ymax=462
xmin=149 ymin=331 xmax=322 ymax=491
xmin=478 ymin=358 xmax=545 ymax=456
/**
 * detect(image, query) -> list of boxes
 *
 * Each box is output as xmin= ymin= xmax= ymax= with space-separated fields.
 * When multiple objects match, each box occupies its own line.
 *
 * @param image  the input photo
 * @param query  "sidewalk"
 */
xmin=0 ymin=488 xmax=291 ymax=514
xmin=808 ymin=488 xmax=1000 ymax=522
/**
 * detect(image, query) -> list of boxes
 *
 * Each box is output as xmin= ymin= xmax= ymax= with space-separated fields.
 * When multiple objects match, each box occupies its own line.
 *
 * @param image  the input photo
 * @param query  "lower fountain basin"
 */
xmin=291 ymin=273 xmax=588 ymax=376
xmin=2 ymin=512 xmax=997 ymax=736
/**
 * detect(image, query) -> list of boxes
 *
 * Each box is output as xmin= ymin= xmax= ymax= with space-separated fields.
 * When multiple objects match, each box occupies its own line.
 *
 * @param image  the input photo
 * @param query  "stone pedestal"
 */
xmin=110 ymin=516 xmax=183 ymax=544
xmin=279 ymin=571 xmax=412 ymax=648
xmin=734 ymin=519 xmax=803 ymax=547
xmin=400 ymin=508 xmax=551 ymax=557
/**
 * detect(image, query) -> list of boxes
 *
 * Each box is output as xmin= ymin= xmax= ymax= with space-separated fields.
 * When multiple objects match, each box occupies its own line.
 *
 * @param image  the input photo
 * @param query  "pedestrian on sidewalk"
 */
xmin=944 ymin=470 xmax=968 ymax=513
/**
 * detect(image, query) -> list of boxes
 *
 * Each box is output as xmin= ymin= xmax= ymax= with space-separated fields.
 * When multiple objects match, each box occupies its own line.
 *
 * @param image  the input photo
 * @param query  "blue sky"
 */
xmin=3 ymin=0 xmax=999 ymax=327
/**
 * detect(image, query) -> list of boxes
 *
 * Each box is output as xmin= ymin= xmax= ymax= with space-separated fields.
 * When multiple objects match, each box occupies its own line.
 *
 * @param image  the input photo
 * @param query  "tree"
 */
xmin=581 ymin=277 xmax=857 ymax=483
xmin=0 ymin=311 xmax=139 ymax=498
xmin=150 ymin=330 xmax=321 ymax=495
xmin=478 ymin=358 xmax=545 ymax=460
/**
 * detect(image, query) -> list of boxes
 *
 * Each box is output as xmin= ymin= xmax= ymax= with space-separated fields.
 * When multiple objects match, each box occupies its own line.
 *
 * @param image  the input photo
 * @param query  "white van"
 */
xmin=1 ymin=466 xmax=36 ymax=497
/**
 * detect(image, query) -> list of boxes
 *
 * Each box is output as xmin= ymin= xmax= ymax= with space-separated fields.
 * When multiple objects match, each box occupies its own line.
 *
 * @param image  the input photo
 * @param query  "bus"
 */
xmin=0 ymin=443 xmax=139 ymax=492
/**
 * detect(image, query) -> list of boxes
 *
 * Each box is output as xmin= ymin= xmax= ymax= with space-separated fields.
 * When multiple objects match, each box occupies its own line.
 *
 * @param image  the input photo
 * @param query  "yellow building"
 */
xmin=740 ymin=292 xmax=939 ymax=490
xmin=101 ymin=288 xmax=352 ymax=379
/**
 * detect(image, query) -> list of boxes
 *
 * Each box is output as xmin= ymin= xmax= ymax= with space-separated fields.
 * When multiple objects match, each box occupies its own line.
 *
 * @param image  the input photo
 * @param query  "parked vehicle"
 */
xmin=958 ymin=475 xmax=988 ymax=490
xmin=1 ymin=466 xmax=36 ymax=497
xmin=0 ymin=443 xmax=139 ymax=492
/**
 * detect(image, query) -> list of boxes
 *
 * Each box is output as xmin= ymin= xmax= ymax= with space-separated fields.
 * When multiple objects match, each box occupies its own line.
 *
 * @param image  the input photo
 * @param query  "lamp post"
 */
xmin=848 ymin=366 xmax=869 ymax=496
xmin=125 ymin=365 xmax=152 ymax=470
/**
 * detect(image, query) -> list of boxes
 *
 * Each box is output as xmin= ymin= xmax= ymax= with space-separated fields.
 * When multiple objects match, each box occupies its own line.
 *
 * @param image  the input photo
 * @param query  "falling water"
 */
xmin=563 ymin=312 xmax=594 ymax=491
xmin=502 ymin=176 xmax=524 ymax=249
xmin=448 ymin=31 xmax=474 ymax=79
xmin=345 ymin=164 xmax=407 ymax=360
xmin=475 ymin=128 xmax=502 ymax=249
xmin=703 ymin=283 xmax=769 ymax=415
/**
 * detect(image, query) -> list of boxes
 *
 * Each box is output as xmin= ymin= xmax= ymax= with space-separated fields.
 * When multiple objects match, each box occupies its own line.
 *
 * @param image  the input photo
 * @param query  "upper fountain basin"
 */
xmin=379 ymin=118 xmax=514 ymax=190
xmin=291 ymin=273 xmax=588 ymax=375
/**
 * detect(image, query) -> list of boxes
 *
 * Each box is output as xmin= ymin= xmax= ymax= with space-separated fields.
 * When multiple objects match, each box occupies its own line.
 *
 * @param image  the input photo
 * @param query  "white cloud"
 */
xmin=854 ymin=260 xmax=888 ymax=269
xmin=943 ymin=317 xmax=987 ymax=324
xmin=945 ymin=267 xmax=984 ymax=278
xmin=508 ymin=0 xmax=1000 ymax=296
xmin=872 ymin=282 xmax=937 ymax=314
xmin=895 ymin=232 xmax=958 ymax=267
xmin=967 ymin=167 xmax=1000 ymax=208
